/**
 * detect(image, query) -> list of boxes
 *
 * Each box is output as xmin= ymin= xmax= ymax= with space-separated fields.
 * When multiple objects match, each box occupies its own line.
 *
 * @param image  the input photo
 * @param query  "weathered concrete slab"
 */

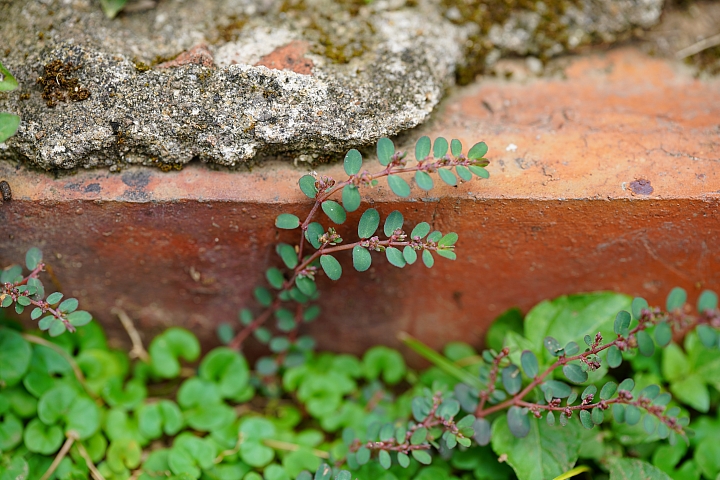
xmin=0 ymin=0 xmax=667 ymax=171
xmin=1 ymin=48 xmax=718 ymax=356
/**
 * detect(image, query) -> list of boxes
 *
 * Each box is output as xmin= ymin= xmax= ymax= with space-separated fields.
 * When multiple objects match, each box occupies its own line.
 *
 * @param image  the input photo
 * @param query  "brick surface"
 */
xmin=1 ymin=48 xmax=719 ymax=357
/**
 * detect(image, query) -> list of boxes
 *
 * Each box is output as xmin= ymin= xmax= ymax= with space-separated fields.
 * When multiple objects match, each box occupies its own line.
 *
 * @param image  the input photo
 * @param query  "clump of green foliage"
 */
xmin=0 ymin=61 xmax=20 ymax=143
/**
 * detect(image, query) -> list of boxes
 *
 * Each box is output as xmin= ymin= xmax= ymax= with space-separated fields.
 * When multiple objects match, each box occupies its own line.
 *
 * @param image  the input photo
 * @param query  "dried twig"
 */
xmin=112 ymin=308 xmax=150 ymax=362
xmin=676 ymin=32 xmax=720 ymax=59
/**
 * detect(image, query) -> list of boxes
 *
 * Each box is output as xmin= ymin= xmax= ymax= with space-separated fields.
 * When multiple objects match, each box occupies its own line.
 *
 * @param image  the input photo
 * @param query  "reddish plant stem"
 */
xmin=476 ymin=347 xmax=509 ymax=413
xmin=476 ymin=318 xmax=658 ymax=418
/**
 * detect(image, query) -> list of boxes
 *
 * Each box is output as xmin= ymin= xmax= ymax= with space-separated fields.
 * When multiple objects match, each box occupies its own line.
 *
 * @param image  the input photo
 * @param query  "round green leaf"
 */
xmin=199 ymin=347 xmax=249 ymax=399
xmin=403 ymin=246 xmax=417 ymax=264
xmin=415 ymin=170 xmax=433 ymax=191
xmin=23 ymin=418 xmax=63 ymax=455
xmin=352 ymin=245 xmax=371 ymax=272
xmin=0 ymin=412 xmax=23 ymax=451
xmin=521 ymin=350 xmax=539 ymax=378
xmin=612 ymin=404 xmax=626 ymax=423
xmin=433 ymin=137 xmax=448 ymax=158
xmin=384 ymin=211 xmax=404 ymax=236
xmin=600 ymin=381 xmax=617 ymax=400
xmin=468 ymin=141 xmax=488 ymax=159
xmin=507 ymin=406 xmax=530 ymax=438
xmin=422 ymin=249 xmax=434 ymax=268
xmin=320 ymin=255 xmax=342 ymax=281
xmin=562 ymin=364 xmax=588 ymax=384
xmin=305 ymin=222 xmax=324 ymax=249
xmin=450 ymin=139 xmax=462 ymax=156
xmin=321 ymin=200 xmax=346 ymax=224
xmin=696 ymin=324 xmax=718 ymax=348
xmin=637 ymin=330 xmax=655 ymax=356
xmin=613 ymin=311 xmax=631 ymax=337
xmin=501 ymin=365 xmax=522 ymax=394
xmin=411 ymin=222 xmax=430 ymax=239
xmin=266 ymin=267 xmax=285 ymax=289
xmin=342 ymin=184 xmax=361 ymax=212
xmin=654 ymin=321 xmax=672 ymax=347
xmin=295 ymin=277 xmax=316 ymax=296
xmin=412 ymin=450 xmax=432 ymax=465
xmin=298 ymin=175 xmax=317 ymax=199
xmin=0 ymin=328 xmax=31 ymax=387
xmin=344 ymin=149 xmax=362 ymax=175
xmin=631 ymin=297 xmax=649 ymax=320
xmin=666 ymin=287 xmax=687 ymax=311
xmin=625 ymin=405 xmax=641 ymax=425
xmin=579 ymin=410 xmax=594 ymax=429
xmin=468 ymin=166 xmax=489 ymax=178
xmin=358 ymin=208 xmax=380 ymax=239
xmin=415 ymin=136 xmax=431 ymax=160
xmin=149 ymin=328 xmax=201 ymax=379
xmin=277 ymin=243 xmax=298 ymax=269
xmin=607 ymin=345 xmax=622 ymax=368
xmin=377 ymin=137 xmax=395 ymax=166
xmin=275 ymin=213 xmax=300 ymax=229
xmin=438 ymin=169 xmax=457 ymax=186
xmin=456 ymin=165 xmax=472 ymax=181
xmin=363 ymin=346 xmax=406 ymax=384
xmin=25 ymin=247 xmax=43 ymax=270
xmin=0 ymin=113 xmax=20 ymax=144
xmin=387 ymin=175 xmax=411 ymax=197
xmin=698 ymin=290 xmax=718 ymax=312
xmin=385 ymin=247 xmax=406 ymax=268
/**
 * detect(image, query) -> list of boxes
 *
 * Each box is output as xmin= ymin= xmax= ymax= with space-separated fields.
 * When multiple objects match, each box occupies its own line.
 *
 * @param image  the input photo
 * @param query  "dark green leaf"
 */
xmin=321 ymin=200 xmax=346 ymax=224
xmin=579 ymin=410 xmax=594 ymax=429
xmin=270 ymin=336 xmax=290 ymax=353
xmin=563 ymin=363 xmax=588 ymax=384
xmin=305 ymin=222 xmax=324 ymax=249
xmin=415 ymin=171 xmax=433 ymax=191
xmin=433 ymin=137 xmax=448 ymax=158
xmin=357 ymin=208 xmax=379 ymax=238
xmin=637 ymin=330 xmax=655 ymax=356
xmin=387 ymin=175 xmax=411 ymax=197
xmin=639 ymin=384 xmax=660 ymax=400
xmin=385 ymin=247 xmax=406 ymax=268
xmin=468 ymin=142 xmax=488 ymax=160
xmin=319 ymin=255 xmax=342 ymax=281
xmin=384 ymin=211 xmax=404 ymax=236
xmin=564 ymin=341 xmax=579 ymax=356
xmin=521 ymin=350 xmax=539 ymax=378
xmin=377 ymin=137 xmax=394 ymax=166
xmin=600 ymin=381 xmax=617 ymax=400
xmin=254 ymin=286 xmax=273 ymax=307
xmin=422 ymin=249 xmax=434 ymax=268
xmin=654 ymin=321 xmax=672 ymax=347
xmin=618 ymin=378 xmax=634 ymax=392
xmin=544 ymin=336 xmax=563 ymax=356
xmin=612 ymin=404 xmax=626 ymax=423
xmin=295 ymin=277 xmax=316 ymax=296
xmin=507 ymin=406 xmax=530 ymax=438
xmin=591 ymin=408 xmax=604 ymax=425
xmin=276 ymin=213 xmax=300 ymax=229
xmin=614 ymin=311 xmax=631 ymax=337
xmin=344 ymin=149 xmax=362 ymax=175
xmin=277 ymin=243 xmax=298 ymax=269
xmin=239 ymin=309 xmax=253 ymax=326
xmin=298 ymin=175 xmax=317 ymax=199
xmin=473 ymin=418 xmax=491 ymax=446
xmin=666 ymin=287 xmax=687 ymax=311
xmin=643 ymin=414 xmax=657 ymax=434
xmin=696 ymin=324 xmax=717 ymax=348
xmin=540 ymin=380 xmax=572 ymax=398
xmin=450 ymin=139 xmax=462 ymax=156
xmin=266 ymin=267 xmax=284 ymax=289
xmin=631 ymin=297 xmax=649 ymax=320
xmin=625 ymin=405 xmax=641 ymax=425
xmin=412 ymin=136 xmax=431 ymax=162
xmin=502 ymin=365 xmax=522 ymax=394
xmin=352 ymin=245 xmax=371 ymax=272
xmin=378 ymin=450 xmax=391 ymax=469
xmin=697 ymin=290 xmax=718 ymax=312
xmin=342 ymin=185 xmax=361 ymax=212
xmin=25 ymin=248 xmax=42 ymax=270
xmin=438 ymin=169 xmax=457 ymax=186
xmin=606 ymin=457 xmax=672 ymax=480
xmin=607 ymin=346 xmax=622 ymax=368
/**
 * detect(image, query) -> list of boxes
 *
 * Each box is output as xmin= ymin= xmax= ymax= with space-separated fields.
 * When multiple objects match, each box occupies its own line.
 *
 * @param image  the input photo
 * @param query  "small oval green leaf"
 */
xmin=468 ymin=142 xmax=488 ymax=160
xmin=320 ymin=255 xmax=342 ymax=281
xmin=352 ymin=245 xmax=371 ymax=272
xmin=415 ymin=170 xmax=434 ymax=191
xmin=344 ymin=149 xmax=362 ymax=175
xmin=377 ymin=137 xmax=394 ymax=166
xmin=358 ymin=209 xmax=380 ymax=239
xmin=438 ymin=169 xmax=457 ymax=186
xmin=415 ymin=136 xmax=431 ymax=160
xmin=321 ymin=200 xmax=346 ymax=224
xmin=342 ymin=184 xmax=361 ymax=212
xmin=387 ymin=175 xmax=411 ymax=197
xmin=433 ymin=137 xmax=448 ymax=158
xmin=298 ymin=175 xmax=317 ymax=199
xmin=275 ymin=214 xmax=300 ymax=229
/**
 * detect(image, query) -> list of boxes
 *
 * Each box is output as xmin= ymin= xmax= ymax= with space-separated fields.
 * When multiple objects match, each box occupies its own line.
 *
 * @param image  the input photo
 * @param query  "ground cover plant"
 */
xmin=1 ymin=137 xmax=719 ymax=479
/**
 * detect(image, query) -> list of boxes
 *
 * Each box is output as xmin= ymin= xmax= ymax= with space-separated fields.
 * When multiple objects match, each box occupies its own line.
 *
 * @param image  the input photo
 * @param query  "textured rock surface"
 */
xmin=0 ymin=0 xmax=666 ymax=171
xmin=0 ymin=0 xmax=467 ymax=170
